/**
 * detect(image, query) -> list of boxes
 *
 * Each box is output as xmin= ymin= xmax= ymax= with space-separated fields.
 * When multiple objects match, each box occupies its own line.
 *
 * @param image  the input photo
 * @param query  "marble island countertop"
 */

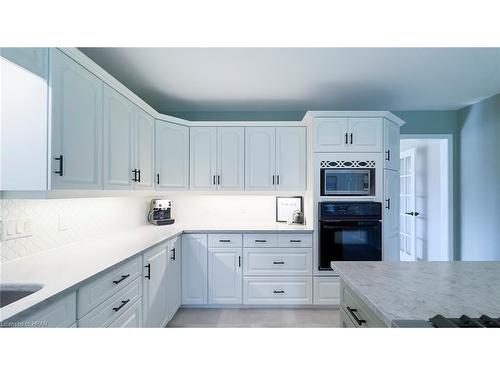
xmin=331 ymin=261 xmax=500 ymax=326
xmin=0 ymin=222 xmax=312 ymax=322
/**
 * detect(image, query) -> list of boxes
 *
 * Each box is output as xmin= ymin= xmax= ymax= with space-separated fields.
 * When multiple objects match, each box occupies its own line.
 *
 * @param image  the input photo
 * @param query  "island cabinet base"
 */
xmin=339 ymin=280 xmax=387 ymax=328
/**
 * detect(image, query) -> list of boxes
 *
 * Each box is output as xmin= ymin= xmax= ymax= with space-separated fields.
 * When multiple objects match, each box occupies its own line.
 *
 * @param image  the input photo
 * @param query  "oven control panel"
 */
xmin=319 ymin=201 xmax=381 ymax=221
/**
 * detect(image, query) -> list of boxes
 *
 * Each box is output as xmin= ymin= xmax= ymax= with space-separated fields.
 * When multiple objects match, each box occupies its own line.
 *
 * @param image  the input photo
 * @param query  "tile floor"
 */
xmin=166 ymin=308 xmax=340 ymax=328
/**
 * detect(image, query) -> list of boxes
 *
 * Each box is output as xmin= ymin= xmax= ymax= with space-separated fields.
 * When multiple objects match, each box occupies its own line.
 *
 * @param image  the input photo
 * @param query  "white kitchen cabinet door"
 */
xmin=383 ymin=169 xmax=400 ymax=261
xmin=348 ymin=118 xmax=383 ymax=152
xmin=217 ymin=127 xmax=244 ymax=191
xmin=182 ymin=234 xmax=208 ymax=305
xmin=142 ymin=242 xmax=169 ymax=327
xmin=276 ymin=127 xmax=306 ymax=191
xmin=155 ymin=120 xmax=189 ymax=190
xmin=134 ymin=108 xmax=154 ymax=190
xmin=313 ymin=118 xmax=348 ymax=152
xmin=103 ymin=84 xmax=135 ymax=190
xmin=1 ymin=48 xmax=48 ymax=191
xmin=245 ymin=127 xmax=276 ymax=191
xmin=190 ymin=127 xmax=217 ymax=190
xmin=208 ymin=247 xmax=242 ymax=304
xmin=50 ymin=49 xmax=103 ymax=190
xmin=383 ymin=119 xmax=400 ymax=171
xmin=166 ymin=236 xmax=182 ymax=320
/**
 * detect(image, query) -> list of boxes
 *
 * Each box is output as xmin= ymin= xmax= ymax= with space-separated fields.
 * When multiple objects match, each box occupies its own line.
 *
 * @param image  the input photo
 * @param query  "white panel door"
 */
xmin=276 ymin=127 xmax=306 ymax=191
xmin=190 ymin=127 xmax=217 ymax=190
xmin=384 ymin=120 xmax=400 ymax=170
xmin=347 ymin=118 xmax=383 ymax=152
xmin=166 ymin=236 xmax=182 ymax=320
xmin=182 ymin=234 xmax=208 ymax=305
xmin=313 ymin=118 xmax=348 ymax=152
xmin=50 ymin=49 xmax=103 ymax=189
xmin=399 ymin=149 xmax=416 ymax=261
xmin=245 ymin=127 xmax=276 ymax=191
xmin=383 ymin=169 xmax=400 ymax=261
xmin=155 ymin=120 xmax=189 ymax=190
xmin=1 ymin=49 xmax=48 ymax=190
xmin=217 ymin=127 xmax=244 ymax=191
xmin=142 ymin=243 xmax=169 ymax=327
xmin=208 ymin=247 xmax=242 ymax=304
xmin=103 ymin=84 xmax=134 ymax=190
xmin=135 ymin=108 xmax=154 ymax=190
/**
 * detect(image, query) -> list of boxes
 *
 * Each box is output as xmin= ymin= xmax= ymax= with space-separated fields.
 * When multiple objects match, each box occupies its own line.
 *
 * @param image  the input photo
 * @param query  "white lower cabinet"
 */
xmin=108 ymin=298 xmax=143 ymax=328
xmin=7 ymin=291 xmax=76 ymax=328
xmin=142 ymin=242 xmax=169 ymax=327
xmin=166 ymin=236 xmax=182 ymax=320
xmin=313 ymin=277 xmax=340 ymax=305
xmin=243 ymin=277 xmax=312 ymax=305
xmin=208 ymin=247 xmax=242 ymax=304
xmin=182 ymin=234 xmax=208 ymax=305
xmin=244 ymin=248 xmax=312 ymax=276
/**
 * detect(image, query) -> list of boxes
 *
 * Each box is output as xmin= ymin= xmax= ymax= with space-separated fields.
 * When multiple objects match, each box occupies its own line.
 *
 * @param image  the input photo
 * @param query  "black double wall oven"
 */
xmin=318 ymin=201 xmax=382 ymax=270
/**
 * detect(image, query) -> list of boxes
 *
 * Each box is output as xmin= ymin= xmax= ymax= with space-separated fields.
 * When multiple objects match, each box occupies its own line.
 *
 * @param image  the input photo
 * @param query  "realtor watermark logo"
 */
xmin=1 ymin=320 xmax=48 ymax=328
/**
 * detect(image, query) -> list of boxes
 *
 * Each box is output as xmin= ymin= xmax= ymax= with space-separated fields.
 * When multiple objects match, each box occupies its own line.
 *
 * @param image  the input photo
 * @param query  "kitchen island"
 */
xmin=331 ymin=261 xmax=500 ymax=327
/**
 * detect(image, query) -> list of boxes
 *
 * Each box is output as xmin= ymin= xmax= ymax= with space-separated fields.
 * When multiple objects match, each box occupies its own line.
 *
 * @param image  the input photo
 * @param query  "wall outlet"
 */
xmin=1 ymin=219 xmax=33 ymax=241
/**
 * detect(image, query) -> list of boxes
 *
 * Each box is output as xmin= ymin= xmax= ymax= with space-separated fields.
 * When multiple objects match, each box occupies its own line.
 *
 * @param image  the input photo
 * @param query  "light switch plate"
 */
xmin=1 ymin=219 xmax=33 ymax=241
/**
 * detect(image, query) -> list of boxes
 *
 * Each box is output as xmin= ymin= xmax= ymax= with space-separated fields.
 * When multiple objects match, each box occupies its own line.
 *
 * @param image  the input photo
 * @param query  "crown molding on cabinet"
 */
xmin=302 ymin=111 xmax=405 ymax=127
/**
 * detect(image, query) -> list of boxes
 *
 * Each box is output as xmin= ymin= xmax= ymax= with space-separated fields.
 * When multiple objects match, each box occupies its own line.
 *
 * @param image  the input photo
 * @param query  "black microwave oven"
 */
xmin=320 ymin=168 xmax=375 ymax=196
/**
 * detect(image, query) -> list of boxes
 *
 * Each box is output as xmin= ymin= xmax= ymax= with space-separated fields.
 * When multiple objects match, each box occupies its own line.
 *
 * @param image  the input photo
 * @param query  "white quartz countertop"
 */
xmin=0 ymin=222 xmax=312 ymax=322
xmin=331 ymin=261 xmax=500 ymax=326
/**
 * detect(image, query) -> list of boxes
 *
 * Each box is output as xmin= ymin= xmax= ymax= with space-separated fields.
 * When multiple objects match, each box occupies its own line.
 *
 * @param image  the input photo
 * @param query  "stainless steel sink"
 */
xmin=0 ymin=283 xmax=43 ymax=308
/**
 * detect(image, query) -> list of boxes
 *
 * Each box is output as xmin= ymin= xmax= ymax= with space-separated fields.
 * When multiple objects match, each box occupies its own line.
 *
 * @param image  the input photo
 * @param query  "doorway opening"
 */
xmin=399 ymin=135 xmax=453 ymax=261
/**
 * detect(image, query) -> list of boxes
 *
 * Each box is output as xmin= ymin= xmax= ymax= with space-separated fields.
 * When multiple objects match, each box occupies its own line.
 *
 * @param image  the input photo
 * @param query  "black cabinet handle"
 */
xmin=290 ymin=240 xmax=301 ymax=243
xmin=385 ymin=150 xmax=391 ymax=161
xmin=272 ymin=175 xmax=275 ymax=185
xmin=112 ymin=274 xmax=130 ymax=285
xmin=54 ymin=155 xmax=64 ymax=176
xmin=213 ymin=175 xmax=216 ymax=185
xmin=219 ymin=239 xmax=231 ymax=243
xmin=350 ymin=133 xmax=353 ymax=144
xmin=255 ymin=239 xmax=267 ymax=243
xmin=238 ymin=256 xmax=241 ymax=268
xmin=112 ymin=299 xmax=130 ymax=312
xmin=276 ymin=175 xmax=280 ymax=185
xmin=345 ymin=133 xmax=348 ymax=144
xmin=170 ymin=248 xmax=176 ymax=261
xmin=144 ymin=264 xmax=151 ymax=279
xmin=137 ymin=169 xmax=141 ymax=183
xmin=156 ymin=173 xmax=160 ymax=185
xmin=273 ymin=261 xmax=285 ymax=265
xmin=405 ymin=212 xmax=420 ymax=217
xmin=385 ymin=198 xmax=390 ymax=210
xmin=132 ymin=169 xmax=138 ymax=182
xmin=217 ymin=175 xmax=220 ymax=185
xmin=273 ymin=290 xmax=285 ymax=294
xmin=346 ymin=306 xmax=366 ymax=326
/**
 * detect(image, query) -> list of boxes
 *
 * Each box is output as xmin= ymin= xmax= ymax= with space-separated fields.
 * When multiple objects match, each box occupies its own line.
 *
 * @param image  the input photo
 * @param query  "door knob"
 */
xmin=405 ymin=212 xmax=420 ymax=216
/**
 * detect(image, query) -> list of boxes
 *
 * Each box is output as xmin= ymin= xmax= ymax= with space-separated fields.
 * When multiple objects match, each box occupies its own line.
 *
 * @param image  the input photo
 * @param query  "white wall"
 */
xmin=400 ymin=139 xmax=449 ymax=261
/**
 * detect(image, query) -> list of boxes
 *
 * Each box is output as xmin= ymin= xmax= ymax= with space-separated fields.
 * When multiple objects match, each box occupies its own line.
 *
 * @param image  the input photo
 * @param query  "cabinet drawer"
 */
xmin=77 ymin=256 xmax=142 ymax=318
xmin=108 ymin=298 xmax=143 ymax=328
xmin=244 ymin=248 xmax=312 ymax=276
xmin=243 ymin=277 xmax=312 ymax=305
xmin=243 ymin=233 xmax=278 ymax=248
xmin=7 ymin=291 xmax=76 ymax=328
xmin=278 ymin=233 xmax=312 ymax=247
xmin=340 ymin=281 xmax=385 ymax=328
xmin=314 ymin=277 xmax=340 ymax=305
xmin=78 ymin=277 xmax=142 ymax=327
xmin=208 ymin=233 xmax=242 ymax=248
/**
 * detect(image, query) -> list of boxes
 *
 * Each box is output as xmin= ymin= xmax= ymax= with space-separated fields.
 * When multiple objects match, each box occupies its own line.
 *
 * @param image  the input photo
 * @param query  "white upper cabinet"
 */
xmin=276 ymin=127 xmax=306 ymax=191
xmin=142 ymin=242 xmax=169 ymax=327
xmin=190 ymin=127 xmax=217 ymax=190
xmin=383 ymin=119 xmax=400 ymax=171
xmin=217 ymin=127 xmax=245 ymax=191
xmin=50 ymin=49 xmax=103 ymax=189
xmin=383 ymin=169 xmax=400 ymax=261
xmin=103 ymin=84 xmax=135 ymax=190
xmin=312 ymin=117 xmax=382 ymax=153
xmin=208 ymin=247 xmax=242 ymax=304
xmin=1 ymin=48 xmax=48 ymax=191
xmin=134 ymin=108 xmax=155 ymax=190
xmin=155 ymin=120 xmax=189 ymax=190
xmin=347 ymin=118 xmax=383 ymax=152
xmin=313 ymin=118 xmax=348 ymax=152
xmin=245 ymin=127 xmax=276 ymax=191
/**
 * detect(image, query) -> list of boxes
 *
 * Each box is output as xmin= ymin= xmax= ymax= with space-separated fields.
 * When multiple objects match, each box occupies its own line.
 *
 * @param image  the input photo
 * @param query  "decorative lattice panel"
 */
xmin=320 ymin=160 xmax=376 ymax=168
